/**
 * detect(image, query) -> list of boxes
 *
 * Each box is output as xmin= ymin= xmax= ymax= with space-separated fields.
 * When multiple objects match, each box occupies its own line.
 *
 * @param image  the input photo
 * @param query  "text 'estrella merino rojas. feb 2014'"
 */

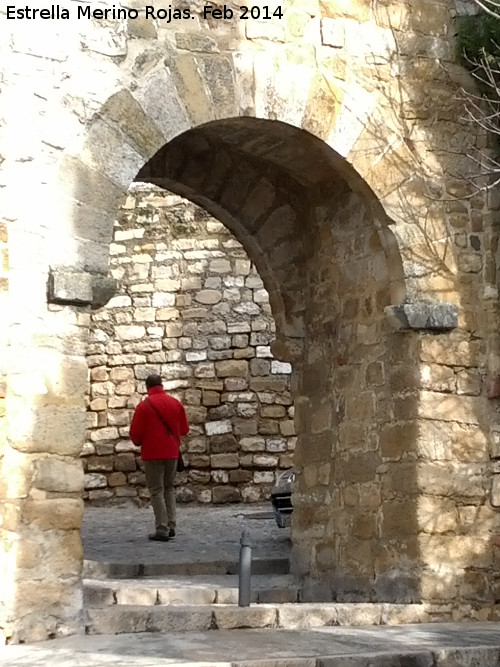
xmin=5 ymin=3 xmax=284 ymax=20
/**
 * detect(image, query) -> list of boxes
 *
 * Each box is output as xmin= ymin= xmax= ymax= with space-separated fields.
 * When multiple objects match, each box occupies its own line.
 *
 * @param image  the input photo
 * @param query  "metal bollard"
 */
xmin=238 ymin=530 xmax=252 ymax=607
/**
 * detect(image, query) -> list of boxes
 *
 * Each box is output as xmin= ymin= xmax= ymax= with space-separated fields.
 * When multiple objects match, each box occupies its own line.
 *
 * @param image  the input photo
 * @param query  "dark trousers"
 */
xmin=143 ymin=458 xmax=177 ymax=534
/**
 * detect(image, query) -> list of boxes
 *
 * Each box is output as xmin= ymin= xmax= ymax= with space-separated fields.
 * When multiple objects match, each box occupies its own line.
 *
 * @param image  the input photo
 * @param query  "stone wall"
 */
xmin=83 ymin=185 xmax=295 ymax=505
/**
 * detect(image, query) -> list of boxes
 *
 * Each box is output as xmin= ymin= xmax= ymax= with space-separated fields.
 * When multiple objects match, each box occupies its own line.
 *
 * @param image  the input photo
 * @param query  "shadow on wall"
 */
xmin=289 ymin=185 xmax=424 ymax=604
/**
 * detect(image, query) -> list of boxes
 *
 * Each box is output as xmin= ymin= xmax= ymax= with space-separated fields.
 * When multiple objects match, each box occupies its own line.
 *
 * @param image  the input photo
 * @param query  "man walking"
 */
xmin=130 ymin=374 xmax=189 ymax=541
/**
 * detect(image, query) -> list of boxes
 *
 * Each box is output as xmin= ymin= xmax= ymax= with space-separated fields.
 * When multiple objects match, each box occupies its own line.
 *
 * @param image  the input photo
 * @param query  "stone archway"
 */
xmin=2 ymin=106 xmax=495 ymax=642
xmin=134 ymin=117 xmax=414 ymax=602
xmin=2 ymin=1 xmax=499 ymax=643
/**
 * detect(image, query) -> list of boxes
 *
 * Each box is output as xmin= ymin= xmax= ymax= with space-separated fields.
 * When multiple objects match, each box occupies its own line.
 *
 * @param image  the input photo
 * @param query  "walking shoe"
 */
xmin=148 ymin=532 xmax=170 ymax=541
xmin=168 ymin=528 xmax=176 ymax=538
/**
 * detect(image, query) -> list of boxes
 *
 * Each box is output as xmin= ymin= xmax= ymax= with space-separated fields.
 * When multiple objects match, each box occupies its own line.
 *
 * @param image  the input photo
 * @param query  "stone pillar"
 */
xmin=0 ymin=316 xmax=89 ymax=642
xmin=289 ymin=191 xmax=499 ymax=617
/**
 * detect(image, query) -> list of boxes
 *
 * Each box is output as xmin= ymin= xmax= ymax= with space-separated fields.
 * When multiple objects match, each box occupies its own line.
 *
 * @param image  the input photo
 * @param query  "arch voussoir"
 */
xmin=97 ymin=89 xmax=166 ymax=159
xmin=133 ymin=68 xmax=191 ymax=142
xmin=80 ymin=116 xmax=144 ymax=188
xmin=301 ymin=71 xmax=345 ymax=143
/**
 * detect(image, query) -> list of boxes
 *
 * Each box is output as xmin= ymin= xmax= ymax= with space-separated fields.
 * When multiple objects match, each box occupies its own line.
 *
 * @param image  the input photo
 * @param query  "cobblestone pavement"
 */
xmin=82 ymin=502 xmax=291 ymax=566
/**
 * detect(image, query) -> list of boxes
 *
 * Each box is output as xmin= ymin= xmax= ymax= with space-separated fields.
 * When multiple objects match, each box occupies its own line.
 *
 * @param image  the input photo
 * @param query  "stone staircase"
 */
xmin=67 ymin=508 xmax=500 ymax=665
xmin=83 ymin=557 xmax=428 ymax=636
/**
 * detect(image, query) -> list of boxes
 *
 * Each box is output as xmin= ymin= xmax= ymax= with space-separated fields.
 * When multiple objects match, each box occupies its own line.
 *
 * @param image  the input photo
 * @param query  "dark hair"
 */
xmin=145 ymin=374 xmax=162 ymax=389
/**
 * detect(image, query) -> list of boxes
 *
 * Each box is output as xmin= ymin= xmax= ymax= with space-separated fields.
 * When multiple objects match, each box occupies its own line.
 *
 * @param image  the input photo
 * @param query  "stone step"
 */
xmin=85 ymin=601 xmax=430 ymax=635
xmin=83 ymin=556 xmax=289 ymax=579
xmin=84 ymin=574 xmax=300 ymax=606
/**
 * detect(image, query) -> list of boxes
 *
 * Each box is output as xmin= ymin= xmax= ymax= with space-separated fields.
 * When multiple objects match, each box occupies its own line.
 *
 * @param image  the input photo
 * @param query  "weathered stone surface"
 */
xmin=205 ymin=420 xmax=232 ymax=436
xmin=8 ymin=402 xmax=87 ymax=456
xmin=418 ymin=392 xmax=483 ymax=424
xmin=214 ymin=606 xmax=277 ymax=629
xmin=114 ymin=454 xmax=136 ymax=472
xmin=90 ymin=427 xmax=119 ymax=442
xmin=34 ymin=458 xmax=84 ymax=493
xmin=419 ymin=336 xmax=484 ymax=368
xmin=115 ymin=325 xmax=146 ymax=341
xmin=84 ymin=473 xmax=108 ymax=489
xmin=195 ymin=289 xmax=222 ymax=305
xmin=277 ymin=604 xmax=338 ymax=628
xmin=24 ymin=499 xmax=83 ymax=531
xmin=215 ymin=360 xmax=249 ymax=378
xmin=210 ymin=453 xmax=239 ymax=468
xmin=8 ymin=580 xmax=82 ymax=619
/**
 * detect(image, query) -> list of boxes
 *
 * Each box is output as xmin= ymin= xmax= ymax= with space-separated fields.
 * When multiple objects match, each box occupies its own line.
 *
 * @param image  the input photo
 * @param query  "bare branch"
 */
xmin=473 ymin=0 xmax=500 ymax=19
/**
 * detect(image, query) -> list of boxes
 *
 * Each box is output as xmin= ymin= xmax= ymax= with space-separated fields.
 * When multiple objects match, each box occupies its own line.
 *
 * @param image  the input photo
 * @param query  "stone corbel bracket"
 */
xmin=385 ymin=302 xmax=458 ymax=332
xmin=47 ymin=268 xmax=117 ymax=309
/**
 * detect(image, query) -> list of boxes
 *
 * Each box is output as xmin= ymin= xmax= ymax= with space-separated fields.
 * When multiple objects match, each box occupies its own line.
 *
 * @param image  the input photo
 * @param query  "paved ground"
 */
xmin=2 ymin=624 xmax=500 ymax=665
xmin=82 ymin=502 xmax=291 ymax=568
xmin=3 ymin=504 xmax=500 ymax=665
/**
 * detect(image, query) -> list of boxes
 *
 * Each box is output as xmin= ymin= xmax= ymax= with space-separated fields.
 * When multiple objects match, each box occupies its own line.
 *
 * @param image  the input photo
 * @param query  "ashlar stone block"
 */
xmin=115 ymin=325 xmax=146 ymax=341
xmin=48 ymin=269 xmax=92 ymax=305
xmin=210 ymin=453 xmax=239 ymax=468
xmin=9 ymin=402 xmax=87 ymax=457
xmin=491 ymin=475 xmax=500 ymax=507
xmin=34 ymin=458 xmax=84 ymax=493
xmin=215 ymin=360 xmax=248 ymax=377
xmin=205 ymin=420 xmax=233 ymax=436
xmin=24 ymin=498 xmax=83 ymax=531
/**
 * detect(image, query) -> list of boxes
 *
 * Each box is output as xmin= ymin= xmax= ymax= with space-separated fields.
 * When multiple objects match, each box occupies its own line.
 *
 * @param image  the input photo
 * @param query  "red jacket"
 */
xmin=129 ymin=386 xmax=189 ymax=461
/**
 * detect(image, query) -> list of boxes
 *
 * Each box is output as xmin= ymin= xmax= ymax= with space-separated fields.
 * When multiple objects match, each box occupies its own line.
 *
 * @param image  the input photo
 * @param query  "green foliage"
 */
xmin=458 ymin=11 xmax=500 ymax=158
xmin=458 ymin=12 xmax=500 ymax=70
